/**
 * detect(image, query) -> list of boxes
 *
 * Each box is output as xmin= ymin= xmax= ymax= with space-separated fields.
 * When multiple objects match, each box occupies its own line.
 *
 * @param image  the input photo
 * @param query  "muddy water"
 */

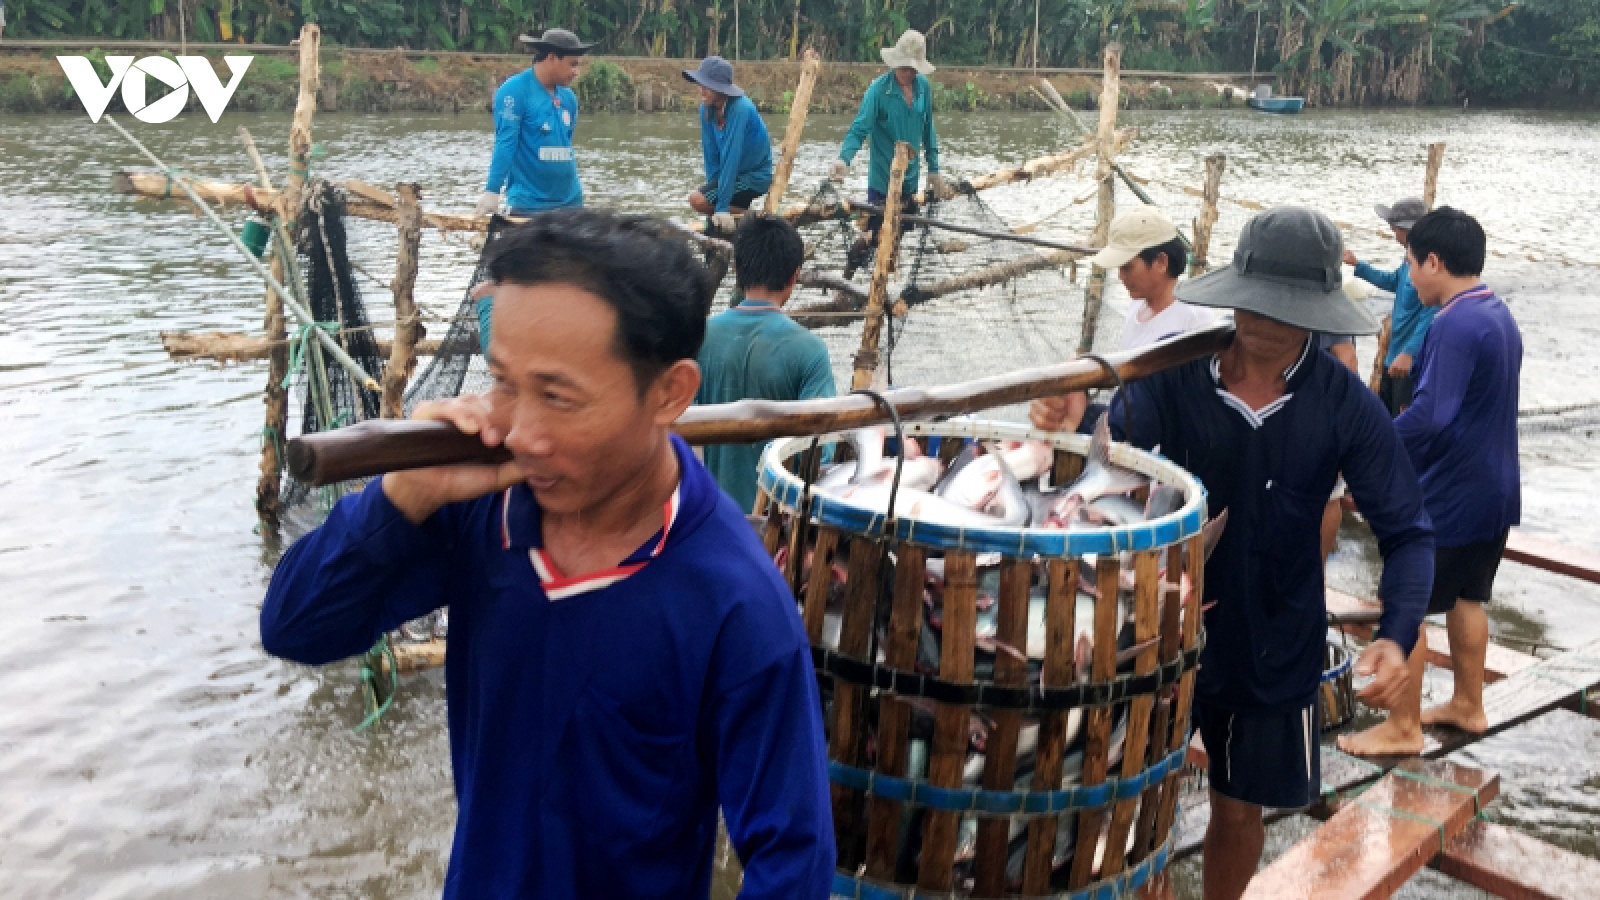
xmin=1 ymin=106 xmax=1598 ymax=898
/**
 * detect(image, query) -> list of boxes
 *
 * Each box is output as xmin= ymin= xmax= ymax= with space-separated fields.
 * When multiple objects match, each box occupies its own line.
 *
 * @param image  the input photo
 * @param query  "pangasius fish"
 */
xmin=815 ymin=428 xmax=944 ymax=493
xmin=1045 ymin=415 xmax=1150 ymax=526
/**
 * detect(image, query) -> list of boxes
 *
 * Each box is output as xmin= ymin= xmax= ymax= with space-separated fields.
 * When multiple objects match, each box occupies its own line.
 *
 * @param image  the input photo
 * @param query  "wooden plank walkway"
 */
xmin=1504 ymin=530 xmax=1600 ymax=586
xmin=1436 ymin=818 xmax=1600 ymax=900
xmin=1241 ymin=759 xmax=1499 ymax=900
xmin=1423 ymin=636 xmax=1600 ymax=756
xmin=1324 ymin=589 xmax=1540 ymax=682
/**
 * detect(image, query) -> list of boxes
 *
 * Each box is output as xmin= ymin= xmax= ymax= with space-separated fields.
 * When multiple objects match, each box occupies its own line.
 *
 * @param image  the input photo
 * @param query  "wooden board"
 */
xmin=1436 ymin=817 xmax=1600 ymax=900
xmin=1423 ymin=635 xmax=1600 ymax=756
xmin=1504 ymin=529 xmax=1600 ymax=586
xmin=1325 ymin=588 xmax=1539 ymax=682
xmin=1241 ymin=758 xmax=1499 ymax=900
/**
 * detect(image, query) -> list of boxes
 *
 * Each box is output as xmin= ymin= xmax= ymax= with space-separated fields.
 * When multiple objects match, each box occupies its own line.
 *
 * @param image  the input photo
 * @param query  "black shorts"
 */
xmin=696 ymin=183 xmax=763 ymax=211
xmin=1378 ymin=372 xmax=1415 ymax=416
xmin=1194 ymin=698 xmax=1321 ymax=809
xmin=1428 ymin=529 xmax=1510 ymax=614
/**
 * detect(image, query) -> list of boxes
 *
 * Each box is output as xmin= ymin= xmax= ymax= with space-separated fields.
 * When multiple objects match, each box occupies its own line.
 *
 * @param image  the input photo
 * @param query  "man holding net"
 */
xmin=1100 ymin=207 xmax=1435 ymax=900
xmin=261 ymin=209 xmax=834 ymax=899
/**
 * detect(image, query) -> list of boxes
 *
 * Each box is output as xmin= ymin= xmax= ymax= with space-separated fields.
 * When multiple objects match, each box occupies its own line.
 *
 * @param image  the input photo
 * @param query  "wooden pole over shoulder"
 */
xmin=1077 ymin=42 xmax=1122 ymax=356
xmin=1190 ymin=154 xmax=1226 ymax=276
xmin=851 ymin=142 xmax=910 ymax=390
xmin=380 ymin=183 xmax=424 ymax=419
xmin=765 ymin=49 xmax=821 ymax=215
xmin=1423 ymin=141 xmax=1446 ymax=210
xmin=255 ymin=23 xmax=320 ymax=527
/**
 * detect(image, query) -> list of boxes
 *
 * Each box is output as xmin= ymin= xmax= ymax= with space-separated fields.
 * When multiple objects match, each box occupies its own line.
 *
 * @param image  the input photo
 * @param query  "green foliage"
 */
xmin=574 ymin=58 xmax=632 ymax=112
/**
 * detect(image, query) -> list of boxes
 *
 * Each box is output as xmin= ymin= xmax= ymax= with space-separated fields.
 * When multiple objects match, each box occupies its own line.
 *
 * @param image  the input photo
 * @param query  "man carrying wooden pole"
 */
xmin=256 ymin=23 xmax=320 ymax=528
xmin=1078 ymin=43 xmax=1123 ymax=355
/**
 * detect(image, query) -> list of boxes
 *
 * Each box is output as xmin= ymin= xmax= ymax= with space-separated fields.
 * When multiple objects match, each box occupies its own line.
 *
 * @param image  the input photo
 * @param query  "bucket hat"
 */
xmin=1089 ymin=206 xmax=1180 ymax=269
xmin=518 ymin=28 xmax=595 ymax=54
xmin=1177 ymin=206 xmax=1379 ymax=334
xmin=1374 ymin=196 xmax=1426 ymax=230
xmin=881 ymin=30 xmax=936 ymax=75
xmin=682 ymin=56 xmax=744 ymax=97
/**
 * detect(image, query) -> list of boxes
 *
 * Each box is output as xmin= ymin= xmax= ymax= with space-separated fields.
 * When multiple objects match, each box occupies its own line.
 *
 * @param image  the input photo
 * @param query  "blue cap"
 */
xmin=682 ymin=56 xmax=743 ymax=97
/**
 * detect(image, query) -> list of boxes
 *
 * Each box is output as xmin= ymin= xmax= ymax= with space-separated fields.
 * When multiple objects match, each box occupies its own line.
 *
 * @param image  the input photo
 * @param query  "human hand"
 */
xmin=830 ymin=160 xmax=849 ymax=184
xmin=382 ymin=395 xmax=524 ymax=524
xmin=1030 ymin=394 xmax=1075 ymax=432
xmin=928 ymin=172 xmax=954 ymax=201
xmin=711 ymin=211 xmax=736 ymax=233
xmin=473 ymin=191 xmax=500 ymax=217
xmin=1342 ymin=248 xmax=1358 ymax=267
xmin=1354 ymin=638 xmax=1411 ymax=709
xmin=1388 ymin=352 xmax=1413 ymax=378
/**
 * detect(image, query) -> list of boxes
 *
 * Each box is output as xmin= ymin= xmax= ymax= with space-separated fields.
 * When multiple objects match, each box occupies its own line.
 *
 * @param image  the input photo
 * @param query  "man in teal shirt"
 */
xmin=831 ymin=29 xmax=951 ymax=275
xmin=1344 ymin=196 xmax=1438 ymax=414
xmin=695 ymin=216 xmax=836 ymax=511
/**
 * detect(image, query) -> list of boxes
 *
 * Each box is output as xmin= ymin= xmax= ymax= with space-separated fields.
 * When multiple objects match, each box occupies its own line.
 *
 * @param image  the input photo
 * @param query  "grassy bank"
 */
xmin=0 ymin=48 xmax=1244 ymax=116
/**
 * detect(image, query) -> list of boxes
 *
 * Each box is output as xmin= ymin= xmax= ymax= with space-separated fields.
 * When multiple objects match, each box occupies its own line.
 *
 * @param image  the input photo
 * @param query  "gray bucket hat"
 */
xmin=1176 ymin=206 xmax=1380 ymax=335
xmin=1374 ymin=197 xmax=1427 ymax=230
xmin=518 ymin=28 xmax=595 ymax=54
xmin=682 ymin=56 xmax=744 ymax=97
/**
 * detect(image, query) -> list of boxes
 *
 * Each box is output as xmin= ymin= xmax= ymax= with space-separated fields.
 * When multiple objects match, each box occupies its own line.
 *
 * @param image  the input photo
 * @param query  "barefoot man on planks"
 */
xmin=1341 ymin=207 xmax=1522 ymax=756
xmin=261 ymin=210 xmax=835 ymax=899
xmin=1095 ymin=207 xmax=1435 ymax=900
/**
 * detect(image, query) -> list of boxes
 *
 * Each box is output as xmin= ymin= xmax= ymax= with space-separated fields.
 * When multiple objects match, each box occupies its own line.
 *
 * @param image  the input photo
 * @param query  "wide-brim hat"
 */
xmin=518 ymin=28 xmax=595 ymax=54
xmin=682 ymin=55 xmax=744 ymax=97
xmin=1176 ymin=206 xmax=1380 ymax=335
xmin=1374 ymin=196 xmax=1427 ymax=230
xmin=881 ymin=29 xmax=936 ymax=75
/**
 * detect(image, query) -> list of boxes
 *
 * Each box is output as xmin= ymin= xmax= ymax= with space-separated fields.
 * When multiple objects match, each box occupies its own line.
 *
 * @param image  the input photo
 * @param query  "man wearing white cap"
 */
xmin=832 ymin=29 xmax=950 ymax=274
xmin=1031 ymin=205 xmax=1213 ymax=433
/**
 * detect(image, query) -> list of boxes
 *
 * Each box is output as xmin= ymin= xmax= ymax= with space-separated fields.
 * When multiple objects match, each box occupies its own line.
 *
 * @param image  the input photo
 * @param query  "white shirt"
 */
xmin=1118 ymin=298 xmax=1216 ymax=350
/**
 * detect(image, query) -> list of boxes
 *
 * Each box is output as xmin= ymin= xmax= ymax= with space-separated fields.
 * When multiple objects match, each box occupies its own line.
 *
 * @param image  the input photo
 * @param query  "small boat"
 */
xmin=1248 ymin=95 xmax=1305 ymax=114
xmin=1247 ymin=85 xmax=1304 ymax=114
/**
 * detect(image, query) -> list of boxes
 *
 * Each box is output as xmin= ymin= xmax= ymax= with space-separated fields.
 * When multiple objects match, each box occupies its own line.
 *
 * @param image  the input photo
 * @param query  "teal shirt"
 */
xmin=1355 ymin=257 xmax=1438 ymax=366
xmin=694 ymin=300 xmax=837 ymax=512
xmin=838 ymin=72 xmax=941 ymax=196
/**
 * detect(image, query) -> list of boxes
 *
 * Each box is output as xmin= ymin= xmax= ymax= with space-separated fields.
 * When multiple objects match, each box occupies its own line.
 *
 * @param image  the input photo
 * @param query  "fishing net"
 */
xmin=784 ymin=180 xmax=1106 ymax=408
xmin=401 ymin=215 xmax=517 ymax=412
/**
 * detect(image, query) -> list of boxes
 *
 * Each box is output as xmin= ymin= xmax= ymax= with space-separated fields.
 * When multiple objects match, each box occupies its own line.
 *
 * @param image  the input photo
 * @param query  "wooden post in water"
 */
xmin=765 ymin=49 xmax=821 ymax=215
xmin=851 ymin=142 xmax=910 ymax=390
xmin=255 ymin=23 xmax=321 ymax=527
xmin=380 ymin=183 xmax=423 ymax=419
xmin=1423 ymin=142 xmax=1446 ymax=210
xmin=1190 ymin=154 xmax=1226 ymax=276
xmin=1077 ymin=42 xmax=1122 ymax=355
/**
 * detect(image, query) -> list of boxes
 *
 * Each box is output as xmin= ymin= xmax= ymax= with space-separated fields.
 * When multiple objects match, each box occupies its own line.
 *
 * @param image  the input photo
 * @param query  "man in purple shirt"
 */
xmin=1341 ymin=207 xmax=1522 ymax=756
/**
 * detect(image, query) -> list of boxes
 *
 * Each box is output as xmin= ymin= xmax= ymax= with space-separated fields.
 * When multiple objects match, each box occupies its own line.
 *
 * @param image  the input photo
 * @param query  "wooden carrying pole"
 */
xmin=1077 ymin=43 xmax=1121 ymax=355
xmin=380 ymin=183 xmax=424 ymax=419
xmin=1190 ymin=154 xmax=1226 ymax=276
xmin=256 ymin=23 xmax=319 ymax=526
xmin=851 ymin=142 xmax=910 ymax=390
xmin=765 ymin=48 xmax=821 ymax=214
xmin=1423 ymin=141 xmax=1446 ymax=210
xmin=284 ymin=321 xmax=1234 ymax=486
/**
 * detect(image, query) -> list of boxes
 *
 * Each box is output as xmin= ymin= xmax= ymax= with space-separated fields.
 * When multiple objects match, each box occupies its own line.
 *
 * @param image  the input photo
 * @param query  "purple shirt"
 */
xmin=1395 ymin=285 xmax=1522 ymax=547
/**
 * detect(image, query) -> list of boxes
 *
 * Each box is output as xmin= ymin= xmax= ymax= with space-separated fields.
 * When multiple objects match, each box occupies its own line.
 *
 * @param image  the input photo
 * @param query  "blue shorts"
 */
xmin=1195 ymin=698 xmax=1321 ymax=809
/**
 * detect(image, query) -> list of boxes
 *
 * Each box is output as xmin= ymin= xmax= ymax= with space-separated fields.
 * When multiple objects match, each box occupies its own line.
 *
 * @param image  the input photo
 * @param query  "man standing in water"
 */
xmin=1100 ymin=207 xmax=1434 ymax=900
xmin=1340 ymin=207 xmax=1521 ymax=757
xmin=261 ymin=210 xmax=835 ymax=899
xmin=831 ymin=29 xmax=951 ymax=276
xmin=683 ymin=56 xmax=773 ymax=234
xmin=475 ymin=28 xmax=592 ymax=218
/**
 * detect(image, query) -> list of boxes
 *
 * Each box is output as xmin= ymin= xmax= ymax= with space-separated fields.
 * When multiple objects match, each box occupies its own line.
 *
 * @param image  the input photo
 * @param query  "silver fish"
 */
xmin=1046 ymin=415 xmax=1150 ymax=526
xmin=828 ymin=483 xmax=1027 ymax=528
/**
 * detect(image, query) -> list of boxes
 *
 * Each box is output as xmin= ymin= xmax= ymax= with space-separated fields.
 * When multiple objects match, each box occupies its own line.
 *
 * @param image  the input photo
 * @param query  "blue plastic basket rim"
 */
xmin=758 ymin=418 xmax=1209 ymax=556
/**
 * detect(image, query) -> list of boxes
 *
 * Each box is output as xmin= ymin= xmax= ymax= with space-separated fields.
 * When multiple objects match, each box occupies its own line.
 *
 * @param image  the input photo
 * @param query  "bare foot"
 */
xmin=1337 ymin=719 xmax=1424 ymax=757
xmin=1421 ymin=697 xmax=1489 ymax=733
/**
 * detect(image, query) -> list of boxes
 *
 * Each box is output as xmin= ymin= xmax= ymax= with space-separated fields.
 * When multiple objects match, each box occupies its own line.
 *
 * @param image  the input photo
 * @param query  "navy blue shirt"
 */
xmin=1112 ymin=340 xmax=1434 ymax=713
xmin=260 ymin=436 xmax=834 ymax=899
xmin=1395 ymin=285 xmax=1521 ymax=547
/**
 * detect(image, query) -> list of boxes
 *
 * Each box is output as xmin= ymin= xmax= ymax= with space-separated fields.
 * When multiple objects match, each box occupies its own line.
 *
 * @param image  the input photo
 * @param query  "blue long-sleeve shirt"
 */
xmin=838 ymin=72 xmax=940 ymax=196
xmin=486 ymin=69 xmax=583 ymax=211
xmin=1355 ymin=258 xmax=1437 ymax=366
xmin=1395 ymin=285 xmax=1521 ymax=548
xmin=701 ymin=96 xmax=773 ymax=212
xmin=1111 ymin=339 xmax=1434 ymax=713
xmin=260 ymin=436 xmax=834 ymax=899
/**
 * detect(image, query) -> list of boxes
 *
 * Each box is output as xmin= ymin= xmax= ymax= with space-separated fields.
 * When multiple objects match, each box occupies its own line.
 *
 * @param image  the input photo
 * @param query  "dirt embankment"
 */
xmin=0 ymin=47 xmax=1247 ymax=116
